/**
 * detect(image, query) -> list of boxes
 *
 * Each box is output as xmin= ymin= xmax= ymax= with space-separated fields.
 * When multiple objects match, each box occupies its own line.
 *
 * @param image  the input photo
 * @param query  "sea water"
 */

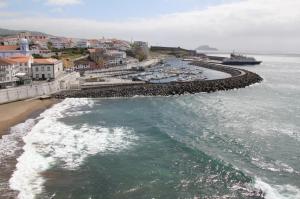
xmin=1 ymin=54 xmax=300 ymax=199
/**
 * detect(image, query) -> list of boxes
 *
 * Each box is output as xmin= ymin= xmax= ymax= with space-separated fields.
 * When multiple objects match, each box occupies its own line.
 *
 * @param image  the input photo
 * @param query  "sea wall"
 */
xmin=52 ymin=61 xmax=263 ymax=99
xmin=0 ymin=72 xmax=80 ymax=104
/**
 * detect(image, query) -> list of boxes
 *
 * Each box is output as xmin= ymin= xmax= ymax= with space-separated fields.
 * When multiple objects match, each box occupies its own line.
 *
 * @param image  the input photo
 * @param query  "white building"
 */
xmin=7 ymin=56 xmax=33 ymax=77
xmin=2 ymin=37 xmax=19 ymax=46
xmin=77 ymin=40 xmax=91 ymax=48
xmin=34 ymin=40 xmax=49 ymax=49
xmin=106 ymin=50 xmax=127 ymax=65
xmin=133 ymin=41 xmax=148 ymax=48
xmin=49 ymin=37 xmax=73 ymax=49
xmin=0 ymin=38 xmax=31 ymax=58
xmin=32 ymin=58 xmax=63 ymax=80
xmin=0 ymin=58 xmax=19 ymax=88
xmin=49 ymin=38 xmax=65 ymax=49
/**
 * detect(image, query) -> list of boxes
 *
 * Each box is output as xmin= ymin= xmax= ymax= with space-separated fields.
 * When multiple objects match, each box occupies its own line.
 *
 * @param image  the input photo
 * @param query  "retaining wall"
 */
xmin=0 ymin=72 xmax=80 ymax=104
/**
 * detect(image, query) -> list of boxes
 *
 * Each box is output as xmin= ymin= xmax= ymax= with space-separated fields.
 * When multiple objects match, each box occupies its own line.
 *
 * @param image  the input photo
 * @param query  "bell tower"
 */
xmin=19 ymin=38 xmax=30 ymax=55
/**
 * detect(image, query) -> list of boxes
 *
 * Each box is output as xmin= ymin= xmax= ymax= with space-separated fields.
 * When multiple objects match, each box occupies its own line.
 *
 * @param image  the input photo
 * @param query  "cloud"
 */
xmin=1 ymin=0 xmax=300 ymax=53
xmin=46 ymin=0 xmax=82 ymax=6
xmin=0 ymin=0 xmax=7 ymax=8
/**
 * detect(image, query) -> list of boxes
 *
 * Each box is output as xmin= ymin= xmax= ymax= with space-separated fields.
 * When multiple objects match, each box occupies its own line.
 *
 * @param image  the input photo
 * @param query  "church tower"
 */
xmin=19 ymin=38 xmax=30 ymax=56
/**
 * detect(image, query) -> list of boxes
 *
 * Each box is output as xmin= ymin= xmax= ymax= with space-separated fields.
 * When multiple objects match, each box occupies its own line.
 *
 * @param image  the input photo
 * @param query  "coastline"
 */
xmin=0 ymin=98 xmax=60 ymax=137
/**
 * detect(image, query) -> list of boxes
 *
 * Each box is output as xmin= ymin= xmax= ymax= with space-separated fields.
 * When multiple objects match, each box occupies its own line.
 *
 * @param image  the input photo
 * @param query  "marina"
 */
xmin=81 ymin=58 xmax=231 ymax=87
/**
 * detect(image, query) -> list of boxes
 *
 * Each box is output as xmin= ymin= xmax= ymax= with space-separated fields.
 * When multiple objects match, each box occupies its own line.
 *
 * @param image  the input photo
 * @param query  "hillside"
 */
xmin=0 ymin=28 xmax=50 ymax=37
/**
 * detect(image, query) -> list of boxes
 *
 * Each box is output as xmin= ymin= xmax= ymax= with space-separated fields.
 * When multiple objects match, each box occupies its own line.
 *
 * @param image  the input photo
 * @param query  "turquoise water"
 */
xmin=2 ymin=55 xmax=300 ymax=199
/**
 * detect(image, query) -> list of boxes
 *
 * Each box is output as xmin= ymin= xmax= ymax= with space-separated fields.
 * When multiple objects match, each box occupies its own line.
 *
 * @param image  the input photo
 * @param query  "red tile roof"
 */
xmin=7 ymin=56 xmax=32 ymax=63
xmin=0 ymin=45 xmax=19 ymax=51
xmin=33 ymin=58 xmax=59 ymax=64
xmin=0 ymin=58 xmax=17 ymax=66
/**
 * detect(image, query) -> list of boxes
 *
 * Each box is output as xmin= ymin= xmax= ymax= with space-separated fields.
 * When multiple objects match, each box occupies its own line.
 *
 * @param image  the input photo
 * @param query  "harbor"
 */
xmin=53 ymin=59 xmax=262 ymax=98
xmin=79 ymin=58 xmax=232 ymax=89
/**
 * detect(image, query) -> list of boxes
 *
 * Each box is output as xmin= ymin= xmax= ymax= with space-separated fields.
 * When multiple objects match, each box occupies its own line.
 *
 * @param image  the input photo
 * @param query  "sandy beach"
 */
xmin=0 ymin=98 xmax=60 ymax=137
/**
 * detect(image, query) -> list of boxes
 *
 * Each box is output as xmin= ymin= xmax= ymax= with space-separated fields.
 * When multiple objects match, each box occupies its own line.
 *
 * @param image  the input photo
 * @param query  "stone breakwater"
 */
xmin=52 ymin=61 xmax=263 ymax=98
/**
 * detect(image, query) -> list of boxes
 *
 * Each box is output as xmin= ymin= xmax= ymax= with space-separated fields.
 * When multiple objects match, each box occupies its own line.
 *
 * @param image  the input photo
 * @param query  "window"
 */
xmin=41 ymin=66 xmax=44 ymax=71
xmin=20 ymin=68 xmax=23 ymax=71
xmin=47 ymin=66 xmax=50 ymax=71
xmin=36 ymin=74 xmax=39 ymax=79
xmin=48 ymin=73 xmax=51 ymax=78
xmin=35 ymin=67 xmax=39 ymax=72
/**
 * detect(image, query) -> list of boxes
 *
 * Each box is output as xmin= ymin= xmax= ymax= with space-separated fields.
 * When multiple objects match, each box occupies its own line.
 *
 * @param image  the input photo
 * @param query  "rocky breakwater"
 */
xmin=52 ymin=61 xmax=263 ymax=98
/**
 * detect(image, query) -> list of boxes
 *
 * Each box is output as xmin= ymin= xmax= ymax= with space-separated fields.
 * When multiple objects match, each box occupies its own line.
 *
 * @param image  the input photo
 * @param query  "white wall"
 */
xmin=0 ymin=72 xmax=80 ymax=104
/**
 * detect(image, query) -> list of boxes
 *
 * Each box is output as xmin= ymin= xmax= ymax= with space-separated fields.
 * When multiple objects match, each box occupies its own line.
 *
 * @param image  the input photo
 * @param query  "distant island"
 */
xmin=196 ymin=45 xmax=218 ymax=51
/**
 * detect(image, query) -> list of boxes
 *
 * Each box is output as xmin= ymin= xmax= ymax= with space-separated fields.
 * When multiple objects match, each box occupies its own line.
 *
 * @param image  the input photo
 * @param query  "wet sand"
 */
xmin=0 ymin=98 xmax=60 ymax=137
xmin=0 ymin=98 xmax=60 ymax=198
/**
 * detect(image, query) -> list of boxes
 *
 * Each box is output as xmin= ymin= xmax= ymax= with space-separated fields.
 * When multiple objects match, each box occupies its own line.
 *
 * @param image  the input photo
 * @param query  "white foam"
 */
xmin=251 ymin=158 xmax=298 ymax=174
xmin=255 ymin=178 xmax=300 ymax=199
xmin=0 ymin=119 xmax=35 ymax=160
xmin=0 ymin=119 xmax=36 ymax=198
xmin=9 ymin=98 xmax=137 ymax=199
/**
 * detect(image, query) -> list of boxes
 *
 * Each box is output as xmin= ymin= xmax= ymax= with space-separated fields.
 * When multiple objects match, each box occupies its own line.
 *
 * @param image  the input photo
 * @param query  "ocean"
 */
xmin=1 ymin=54 xmax=300 ymax=199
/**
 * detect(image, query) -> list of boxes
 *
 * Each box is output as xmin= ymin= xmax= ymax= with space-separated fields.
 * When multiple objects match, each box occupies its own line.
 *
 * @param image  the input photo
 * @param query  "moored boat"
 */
xmin=222 ymin=53 xmax=262 ymax=65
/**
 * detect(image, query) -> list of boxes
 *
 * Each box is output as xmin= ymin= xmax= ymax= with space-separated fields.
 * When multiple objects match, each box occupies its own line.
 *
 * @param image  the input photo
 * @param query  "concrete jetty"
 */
xmin=52 ymin=61 xmax=263 ymax=98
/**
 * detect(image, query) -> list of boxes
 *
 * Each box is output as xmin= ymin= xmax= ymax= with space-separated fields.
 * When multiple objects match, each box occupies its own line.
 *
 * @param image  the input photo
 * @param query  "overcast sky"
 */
xmin=0 ymin=0 xmax=300 ymax=53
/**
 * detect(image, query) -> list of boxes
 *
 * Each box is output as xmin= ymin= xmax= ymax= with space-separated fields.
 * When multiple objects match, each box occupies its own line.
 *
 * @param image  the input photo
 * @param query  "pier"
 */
xmin=52 ymin=61 xmax=263 ymax=98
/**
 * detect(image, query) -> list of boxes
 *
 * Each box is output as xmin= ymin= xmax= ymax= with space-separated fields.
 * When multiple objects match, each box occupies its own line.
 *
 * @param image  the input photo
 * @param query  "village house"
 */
xmin=0 ymin=58 xmax=19 ymax=88
xmin=49 ymin=37 xmax=74 ymax=49
xmin=18 ymin=32 xmax=48 ymax=41
xmin=1 ymin=36 xmax=19 ymax=46
xmin=32 ymin=58 xmax=63 ymax=80
xmin=32 ymin=39 xmax=49 ymax=50
xmin=7 ymin=56 xmax=33 ymax=77
xmin=76 ymin=40 xmax=91 ymax=48
xmin=73 ymin=59 xmax=98 ymax=71
xmin=106 ymin=50 xmax=127 ymax=66
xmin=89 ymin=48 xmax=127 ymax=68
xmin=88 ymin=39 xmax=100 ymax=48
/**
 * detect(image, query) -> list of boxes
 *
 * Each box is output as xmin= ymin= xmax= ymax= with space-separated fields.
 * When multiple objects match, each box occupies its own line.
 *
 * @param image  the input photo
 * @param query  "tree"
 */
xmin=47 ymin=42 xmax=53 ymax=50
xmin=132 ymin=44 xmax=148 ymax=62
xmin=32 ymin=54 xmax=43 ymax=58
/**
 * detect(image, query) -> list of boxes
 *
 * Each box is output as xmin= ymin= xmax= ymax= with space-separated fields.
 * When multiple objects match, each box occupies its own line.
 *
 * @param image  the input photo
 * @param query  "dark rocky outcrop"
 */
xmin=52 ymin=61 xmax=263 ymax=99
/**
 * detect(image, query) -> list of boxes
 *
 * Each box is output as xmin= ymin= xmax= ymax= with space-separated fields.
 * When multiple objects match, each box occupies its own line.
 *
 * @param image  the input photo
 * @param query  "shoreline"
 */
xmin=0 ymin=98 xmax=60 ymax=137
xmin=0 ymin=98 xmax=60 ymax=198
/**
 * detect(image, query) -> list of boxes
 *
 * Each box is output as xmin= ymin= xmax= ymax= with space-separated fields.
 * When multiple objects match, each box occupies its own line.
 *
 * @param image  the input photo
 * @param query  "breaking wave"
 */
xmin=255 ymin=178 xmax=300 ymax=199
xmin=9 ymin=98 xmax=137 ymax=199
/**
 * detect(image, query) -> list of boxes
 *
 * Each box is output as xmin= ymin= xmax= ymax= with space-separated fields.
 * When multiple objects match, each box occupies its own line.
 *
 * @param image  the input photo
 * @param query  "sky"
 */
xmin=0 ymin=0 xmax=300 ymax=53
